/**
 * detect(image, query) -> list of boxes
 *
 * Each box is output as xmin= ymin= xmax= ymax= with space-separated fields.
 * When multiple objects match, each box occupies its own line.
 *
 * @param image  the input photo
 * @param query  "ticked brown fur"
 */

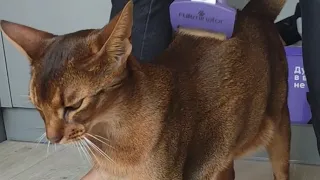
xmin=0 ymin=0 xmax=290 ymax=179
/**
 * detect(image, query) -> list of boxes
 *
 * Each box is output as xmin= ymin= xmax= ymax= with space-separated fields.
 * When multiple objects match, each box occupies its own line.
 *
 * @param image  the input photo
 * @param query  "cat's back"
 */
xmin=153 ymin=6 xmax=286 ymax=133
xmin=157 ymin=7 xmax=283 ymax=94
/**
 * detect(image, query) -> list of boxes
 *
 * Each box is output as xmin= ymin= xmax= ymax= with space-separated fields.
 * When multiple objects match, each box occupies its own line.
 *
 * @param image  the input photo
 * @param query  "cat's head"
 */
xmin=0 ymin=1 xmax=133 ymax=144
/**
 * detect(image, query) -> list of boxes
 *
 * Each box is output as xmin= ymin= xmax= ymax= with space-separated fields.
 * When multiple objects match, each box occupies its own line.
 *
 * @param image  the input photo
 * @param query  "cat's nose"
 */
xmin=46 ymin=125 xmax=64 ymax=143
xmin=47 ymin=134 xmax=63 ymax=143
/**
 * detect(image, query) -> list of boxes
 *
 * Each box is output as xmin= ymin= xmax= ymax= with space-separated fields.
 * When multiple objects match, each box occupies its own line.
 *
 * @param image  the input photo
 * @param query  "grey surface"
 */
xmin=0 ymin=32 xmax=12 ymax=108
xmin=0 ymin=0 xmax=111 ymax=108
xmin=1 ymin=141 xmax=320 ymax=180
xmin=0 ymin=110 xmax=6 ymax=142
xmin=3 ymin=108 xmax=320 ymax=165
xmin=0 ymin=141 xmax=89 ymax=180
xmin=3 ymin=108 xmax=44 ymax=142
xmin=246 ymin=125 xmax=320 ymax=165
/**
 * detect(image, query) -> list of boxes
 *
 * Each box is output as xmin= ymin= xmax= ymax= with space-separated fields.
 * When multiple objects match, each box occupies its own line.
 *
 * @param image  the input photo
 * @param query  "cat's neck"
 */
xmin=91 ymin=56 xmax=173 ymax=166
xmin=127 ymin=55 xmax=174 ymax=117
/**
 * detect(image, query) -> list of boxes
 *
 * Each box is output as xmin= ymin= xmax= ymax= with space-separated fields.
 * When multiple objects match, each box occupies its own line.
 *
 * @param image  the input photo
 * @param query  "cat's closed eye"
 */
xmin=64 ymin=99 xmax=84 ymax=120
xmin=110 ymin=81 xmax=123 ymax=88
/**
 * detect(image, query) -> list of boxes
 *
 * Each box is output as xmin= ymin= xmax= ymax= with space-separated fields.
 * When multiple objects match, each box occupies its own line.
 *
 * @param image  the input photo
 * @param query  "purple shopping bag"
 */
xmin=286 ymin=46 xmax=312 ymax=124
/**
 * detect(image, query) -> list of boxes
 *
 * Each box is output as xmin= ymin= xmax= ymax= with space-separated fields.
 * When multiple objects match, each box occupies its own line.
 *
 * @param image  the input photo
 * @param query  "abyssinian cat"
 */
xmin=0 ymin=0 xmax=290 ymax=179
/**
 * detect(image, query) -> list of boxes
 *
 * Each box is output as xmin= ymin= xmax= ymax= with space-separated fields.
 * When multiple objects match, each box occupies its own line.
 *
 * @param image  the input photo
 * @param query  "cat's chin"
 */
xmin=59 ymin=137 xmax=86 ymax=145
xmin=81 ymin=168 xmax=107 ymax=180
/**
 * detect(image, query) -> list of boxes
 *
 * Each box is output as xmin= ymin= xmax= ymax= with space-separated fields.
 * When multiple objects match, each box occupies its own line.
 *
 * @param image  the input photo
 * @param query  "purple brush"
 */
xmin=170 ymin=0 xmax=237 ymax=38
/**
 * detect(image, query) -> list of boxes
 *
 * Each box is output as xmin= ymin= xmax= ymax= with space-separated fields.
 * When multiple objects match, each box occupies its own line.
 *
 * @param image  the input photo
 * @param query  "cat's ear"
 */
xmin=0 ymin=20 xmax=55 ymax=64
xmin=93 ymin=1 xmax=133 ymax=72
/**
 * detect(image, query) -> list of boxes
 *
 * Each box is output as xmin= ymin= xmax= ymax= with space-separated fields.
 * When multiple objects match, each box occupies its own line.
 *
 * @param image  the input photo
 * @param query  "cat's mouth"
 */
xmin=58 ymin=124 xmax=107 ymax=146
xmin=57 ymin=126 xmax=115 ymax=163
xmin=36 ymin=116 xmax=115 ymax=164
xmin=56 ymin=123 xmax=87 ymax=144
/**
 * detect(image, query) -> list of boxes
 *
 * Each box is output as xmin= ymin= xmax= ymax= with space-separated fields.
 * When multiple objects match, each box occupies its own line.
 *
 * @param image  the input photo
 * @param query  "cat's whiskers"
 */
xmin=84 ymin=137 xmax=115 ymax=163
xmin=81 ymin=139 xmax=107 ymax=180
xmin=84 ymin=133 xmax=116 ymax=165
xmin=46 ymin=141 xmax=51 ymax=158
xmin=77 ymin=140 xmax=92 ymax=165
xmin=85 ymin=133 xmax=115 ymax=149
xmin=78 ymin=140 xmax=92 ymax=164
xmin=35 ymin=132 xmax=46 ymax=148
xmin=90 ymin=134 xmax=110 ymax=142
xmin=74 ymin=141 xmax=84 ymax=160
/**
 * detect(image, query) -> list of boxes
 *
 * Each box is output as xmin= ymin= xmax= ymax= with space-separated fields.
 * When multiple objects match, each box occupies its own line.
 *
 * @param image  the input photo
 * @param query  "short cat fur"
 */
xmin=0 ymin=0 xmax=290 ymax=179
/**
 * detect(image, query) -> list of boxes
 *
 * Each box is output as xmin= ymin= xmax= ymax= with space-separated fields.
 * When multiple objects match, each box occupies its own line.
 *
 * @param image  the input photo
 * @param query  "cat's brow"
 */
xmin=64 ymin=91 xmax=77 ymax=106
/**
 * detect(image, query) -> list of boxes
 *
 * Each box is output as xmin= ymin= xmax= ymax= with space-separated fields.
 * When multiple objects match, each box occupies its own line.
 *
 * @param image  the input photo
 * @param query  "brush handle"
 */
xmin=191 ymin=0 xmax=227 ymax=5
xmin=170 ymin=0 xmax=236 ymax=38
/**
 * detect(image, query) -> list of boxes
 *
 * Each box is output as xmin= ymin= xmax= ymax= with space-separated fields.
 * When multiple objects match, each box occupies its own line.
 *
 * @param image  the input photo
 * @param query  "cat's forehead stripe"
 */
xmin=51 ymin=88 xmax=61 ymax=106
xmin=37 ymin=29 xmax=94 ymax=101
